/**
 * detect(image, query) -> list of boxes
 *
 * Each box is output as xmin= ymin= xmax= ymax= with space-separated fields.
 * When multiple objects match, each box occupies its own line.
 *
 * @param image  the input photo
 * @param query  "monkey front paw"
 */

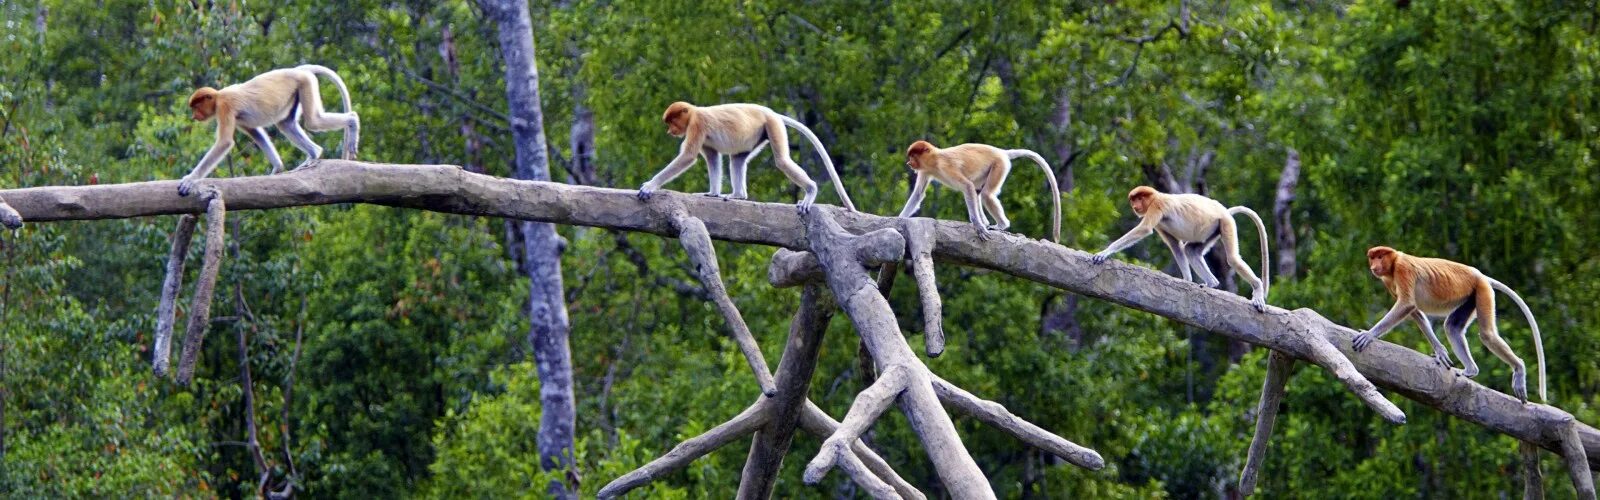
xmin=1351 ymin=331 xmax=1377 ymax=351
xmin=795 ymin=201 xmax=813 ymax=214
xmin=177 ymin=179 xmax=198 ymax=197
xmin=1512 ymin=376 xmax=1529 ymax=403
xmin=1250 ymin=297 xmax=1266 ymax=312
xmin=1091 ymin=252 xmax=1111 ymax=264
xmin=636 ymin=185 xmax=657 ymax=201
xmin=1462 ymin=366 xmax=1480 ymax=378
xmin=975 ymin=229 xmax=992 ymax=241
xmin=1431 ymin=350 xmax=1452 ymax=368
xmin=701 ymin=191 xmax=725 ymax=198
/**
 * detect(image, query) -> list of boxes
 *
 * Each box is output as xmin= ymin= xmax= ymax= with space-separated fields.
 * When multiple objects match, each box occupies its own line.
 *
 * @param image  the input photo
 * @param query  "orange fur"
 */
xmin=1356 ymin=246 xmax=1546 ymax=402
xmin=1094 ymin=186 xmax=1271 ymax=311
xmin=1367 ymin=246 xmax=1480 ymax=314
xmin=896 ymin=140 xmax=1061 ymax=242
xmin=639 ymin=102 xmax=854 ymax=212
xmin=180 ymin=65 xmax=359 ymax=196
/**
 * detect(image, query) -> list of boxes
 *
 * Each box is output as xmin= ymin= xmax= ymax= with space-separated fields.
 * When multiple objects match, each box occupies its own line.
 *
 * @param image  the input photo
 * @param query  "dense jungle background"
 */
xmin=2 ymin=0 xmax=1599 ymax=497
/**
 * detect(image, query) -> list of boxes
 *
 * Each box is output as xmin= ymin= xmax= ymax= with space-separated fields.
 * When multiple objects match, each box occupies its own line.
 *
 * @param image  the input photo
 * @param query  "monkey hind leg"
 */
xmin=293 ymin=75 xmax=359 ymax=159
xmin=729 ymin=152 xmax=753 ymax=200
xmin=982 ymin=193 xmax=1011 ymax=231
xmin=277 ymin=117 xmax=323 ymax=169
xmin=765 ymin=119 xmax=817 ymax=212
xmin=1473 ymin=281 xmax=1529 ymax=402
xmin=1444 ymin=299 xmax=1480 ymax=377
xmin=981 ymin=162 xmax=1012 ymax=231
xmin=1217 ymin=219 xmax=1266 ymax=310
xmin=1186 ymin=243 xmax=1220 ymax=287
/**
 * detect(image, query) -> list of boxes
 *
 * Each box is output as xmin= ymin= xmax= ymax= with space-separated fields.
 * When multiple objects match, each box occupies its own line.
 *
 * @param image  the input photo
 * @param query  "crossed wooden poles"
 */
xmin=1 ymin=162 xmax=1594 ymax=498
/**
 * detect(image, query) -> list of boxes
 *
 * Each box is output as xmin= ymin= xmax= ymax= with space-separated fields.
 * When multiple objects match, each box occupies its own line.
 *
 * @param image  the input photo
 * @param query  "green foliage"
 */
xmin=4 ymin=0 xmax=1600 ymax=497
xmin=423 ymin=362 xmax=685 ymax=498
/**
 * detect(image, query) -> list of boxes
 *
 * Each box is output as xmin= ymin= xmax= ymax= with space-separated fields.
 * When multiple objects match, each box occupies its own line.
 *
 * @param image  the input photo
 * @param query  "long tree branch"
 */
xmin=4 ymin=161 xmax=1598 ymax=469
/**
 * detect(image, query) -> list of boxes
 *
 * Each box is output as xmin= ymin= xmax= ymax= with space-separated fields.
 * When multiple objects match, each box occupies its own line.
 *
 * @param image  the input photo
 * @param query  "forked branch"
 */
xmin=153 ymin=214 xmax=197 ymax=376
xmin=671 ymin=210 xmax=777 ymax=397
xmin=176 ymin=193 xmax=227 ymax=386
xmin=5 ymin=162 xmax=1599 ymax=491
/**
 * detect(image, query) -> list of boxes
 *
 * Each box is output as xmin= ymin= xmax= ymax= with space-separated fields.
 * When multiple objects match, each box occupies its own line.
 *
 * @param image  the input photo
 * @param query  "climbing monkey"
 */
xmin=1352 ymin=246 xmax=1546 ymax=403
xmin=896 ymin=140 xmax=1061 ymax=242
xmin=1093 ymin=186 xmax=1270 ymax=312
xmin=637 ymin=101 xmax=855 ymax=213
xmin=181 ymin=64 xmax=359 ymax=196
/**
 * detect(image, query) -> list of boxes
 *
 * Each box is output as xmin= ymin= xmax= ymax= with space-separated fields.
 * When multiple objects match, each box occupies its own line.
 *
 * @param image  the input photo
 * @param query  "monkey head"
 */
xmin=1366 ymin=246 xmax=1398 ymax=278
xmin=905 ymin=141 xmax=935 ymax=170
xmin=1127 ymin=185 xmax=1159 ymax=216
xmin=662 ymin=101 xmax=694 ymax=137
xmin=187 ymin=87 xmax=219 ymax=121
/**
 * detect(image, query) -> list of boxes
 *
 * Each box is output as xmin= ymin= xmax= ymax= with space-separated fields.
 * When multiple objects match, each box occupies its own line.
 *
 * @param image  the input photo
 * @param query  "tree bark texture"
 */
xmin=1239 ymin=350 xmax=1295 ymax=496
xmin=5 ymin=162 xmax=1600 ymax=484
xmin=152 ymin=214 xmax=197 ymax=376
xmin=1273 ymin=148 xmax=1301 ymax=279
xmin=479 ymin=0 xmax=577 ymax=495
xmin=175 ymin=196 xmax=225 ymax=386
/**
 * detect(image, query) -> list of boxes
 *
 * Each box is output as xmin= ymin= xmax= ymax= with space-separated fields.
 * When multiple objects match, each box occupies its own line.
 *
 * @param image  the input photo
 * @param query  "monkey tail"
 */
xmin=297 ymin=64 xmax=353 ymax=114
xmin=1489 ymin=278 xmax=1546 ymax=402
xmin=1227 ymin=206 xmax=1270 ymax=303
xmin=1005 ymin=149 xmax=1061 ymax=243
xmin=778 ymin=115 xmax=856 ymax=211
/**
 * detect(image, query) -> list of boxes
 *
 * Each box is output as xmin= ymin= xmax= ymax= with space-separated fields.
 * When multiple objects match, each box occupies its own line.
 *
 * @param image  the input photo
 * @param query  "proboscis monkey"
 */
xmin=637 ymin=102 xmax=855 ymax=213
xmin=1092 ymin=186 xmax=1270 ymax=312
xmin=181 ymin=64 xmax=360 ymax=196
xmin=896 ymin=140 xmax=1061 ymax=242
xmin=1353 ymin=246 xmax=1546 ymax=403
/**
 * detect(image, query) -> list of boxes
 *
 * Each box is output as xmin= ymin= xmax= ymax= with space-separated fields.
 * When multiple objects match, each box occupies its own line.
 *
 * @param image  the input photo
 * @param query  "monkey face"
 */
xmin=905 ymin=141 xmax=933 ymax=170
xmin=1127 ymin=187 xmax=1157 ymax=215
xmin=665 ymin=119 xmax=686 ymax=137
xmin=662 ymin=102 xmax=692 ymax=137
xmin=187 ymin=89 xmax=218 ymax=121
xmin=1366 ymin=247 xmax=1397 ymax=277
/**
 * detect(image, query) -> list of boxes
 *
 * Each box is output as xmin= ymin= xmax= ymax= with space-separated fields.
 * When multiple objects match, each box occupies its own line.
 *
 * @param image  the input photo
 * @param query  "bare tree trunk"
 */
xmin=1042 ymin=88 xmax=1084 ymax=343
xmin=479 ymin=1 xmax=577 ymax=496
xmin=440 ymin=25 xmax=485 ymax=174
xmin=1274 ymin=148 xmax=1301 ymax=280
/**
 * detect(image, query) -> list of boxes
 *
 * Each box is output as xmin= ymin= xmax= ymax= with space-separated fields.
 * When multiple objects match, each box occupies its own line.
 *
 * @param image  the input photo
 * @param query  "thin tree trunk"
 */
xmin=479 ymin=1 xmax=577 ymax=497
xmin=1274 ymin=148 xmax=1301 ymax=280
xmin=440 ymin=25 xmax=485 ymax=174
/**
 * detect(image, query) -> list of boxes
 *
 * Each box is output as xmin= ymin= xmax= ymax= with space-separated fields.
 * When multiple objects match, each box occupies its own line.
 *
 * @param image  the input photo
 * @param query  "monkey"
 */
xmin=636 ymin=102 xmax=855 ymax=213
xmin=1092 ymin=186 xmax=1270 ymax=312
xmin=180 ymin=64 xmax=360 ymax=196
xmin=1351 ymin=246 xmax=1546 ymax=403
xmin=895 ymin=140 xmax=1061 ymax=243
